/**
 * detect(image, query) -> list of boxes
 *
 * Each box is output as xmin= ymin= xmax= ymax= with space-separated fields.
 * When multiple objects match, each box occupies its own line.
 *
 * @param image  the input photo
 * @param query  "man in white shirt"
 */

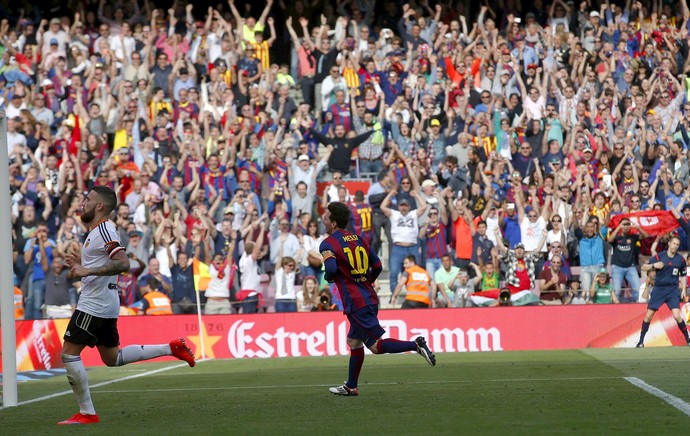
xmin=59 ymin=186 xmax=195 ymax=425
xmin=238 ymin=221 xmax=266 ymax=313
xmin=290 ymin=153 xmax=327 ymax=189
xmin=274 ymin=257 xmax=298 ymax=312
xmin=40 ymin=18 xmax=68 ymax=57
xmin=5 ymin=94 xmax=27 ymax=119
xmin=6 ymin=117 xmax=27 ymax=154
xmin=320 ymin=66 xmax=348 ymax=117
xmin=205 ymin=253 xmax=232 ymax=314
xmin=516 ymin=193 xmax=548 ymax=253
xmin=381 ymin=189 xmax=429 ymax=296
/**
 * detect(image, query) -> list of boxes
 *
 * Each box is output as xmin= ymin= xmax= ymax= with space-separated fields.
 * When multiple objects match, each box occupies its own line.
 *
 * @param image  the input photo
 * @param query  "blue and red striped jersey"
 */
xmin=392 ymin=160 xmax=409 ymax=185
xmin=425 ymin=222 xmax=448 ymax=259
xmin=268 ymin=161 xmax=288 ymax=189
xmin=329 ymin=103 xmax=352 ymax=131
xmin=320 ymin=230 xmax=382 ymax=313
xmin=180 ymin=158 xmax=201 ymax=186
xmin=350 ymin=203 xmax=373 ymax=234
xmin=237 ymin=160 xmax=262 ymax=193
xmin=201 ymin=164 xmax=227 ymax=199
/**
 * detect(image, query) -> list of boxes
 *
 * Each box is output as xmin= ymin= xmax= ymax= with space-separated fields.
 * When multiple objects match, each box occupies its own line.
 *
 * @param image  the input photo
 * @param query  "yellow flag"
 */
xmin=193 ymin=258 xmax=211 ymax=291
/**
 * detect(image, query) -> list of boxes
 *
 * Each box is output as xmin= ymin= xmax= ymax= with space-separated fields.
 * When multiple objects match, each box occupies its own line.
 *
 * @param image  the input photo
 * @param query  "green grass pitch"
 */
xmin=1 ymin=348 xmax=689 ymax=434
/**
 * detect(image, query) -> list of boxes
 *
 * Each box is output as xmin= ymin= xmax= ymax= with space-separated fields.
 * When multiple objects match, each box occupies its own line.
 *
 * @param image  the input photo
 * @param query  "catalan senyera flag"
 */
xmin=609 ymin=210 xmax=679 ymax=236
xmin=193 ymin=258 xmax=211 ymax=291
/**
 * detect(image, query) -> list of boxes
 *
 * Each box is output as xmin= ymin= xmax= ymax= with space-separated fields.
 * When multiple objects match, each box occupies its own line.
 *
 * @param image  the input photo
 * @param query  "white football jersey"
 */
xmin=77 ymin=220 xmax=125 ymax=318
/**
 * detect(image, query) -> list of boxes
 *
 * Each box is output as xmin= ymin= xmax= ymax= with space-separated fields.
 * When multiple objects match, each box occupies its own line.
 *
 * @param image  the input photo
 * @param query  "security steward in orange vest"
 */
xmin=390 ymin=255 xmax=432 ymax=308
xmin=140 ymin=277 xmax=173 ymax=315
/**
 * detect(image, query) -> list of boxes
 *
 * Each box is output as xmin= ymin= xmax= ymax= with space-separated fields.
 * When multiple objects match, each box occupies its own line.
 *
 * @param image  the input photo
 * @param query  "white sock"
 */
xmin=61 ymin=354 xmax=96 ymax=415
xmin=116 ymin=344 xmax=172 ymax=366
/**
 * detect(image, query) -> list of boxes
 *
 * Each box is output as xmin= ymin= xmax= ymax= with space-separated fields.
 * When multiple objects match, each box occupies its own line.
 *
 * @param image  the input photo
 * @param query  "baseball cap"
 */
xmin=223 ymin=205 xmax=235 ymax=215
xmin=398 ymin=198 xmax=410 ymax=206
xmin=550 ymin=157 xmax=561 ymax=164
xmin=421 ymin=179 xmax=436 ymax=188
xmin=583 ymin=146 xmax=593 ymax=153
xmin=50 ymin=38 xmax=58 ymax=45
xmin=297 ymin=154 xmax=310 ymax=162
xmin=127 ymin=230 xmax=143 ymax=239
xmin=590 ymin=11 xmax=600 ymax=17
xmin=50 ymin=18 xmax=61 ymax=25
xmin=515 ymin=242 xmax=525 ymax=249
xmin=430 ymin=119 xmax=441 ymax=127
xmin=683 ymin=204 xmax=690 ymax=212
xmin=597 ymin=267 xmax=608 ymax=276
xmin=179 ymin=68 xmax=189 ymax=75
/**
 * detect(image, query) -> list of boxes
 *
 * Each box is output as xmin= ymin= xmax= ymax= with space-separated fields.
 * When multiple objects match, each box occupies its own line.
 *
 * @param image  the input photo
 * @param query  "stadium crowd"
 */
xmin=5 ymin=0 xmax=690 ymax=318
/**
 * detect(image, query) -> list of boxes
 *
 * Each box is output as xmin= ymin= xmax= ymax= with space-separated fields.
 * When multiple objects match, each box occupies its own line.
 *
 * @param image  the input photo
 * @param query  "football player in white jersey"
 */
xmin=59 ymin=186 xmax=196 ymax=425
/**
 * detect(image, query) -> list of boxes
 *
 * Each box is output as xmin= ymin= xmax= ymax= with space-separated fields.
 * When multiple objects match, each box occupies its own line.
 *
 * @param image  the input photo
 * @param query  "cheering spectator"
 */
xmin=381 ymin=188 xmax=428 ymax=295
xmin=8 ymin=1 xmax=690 ymax=317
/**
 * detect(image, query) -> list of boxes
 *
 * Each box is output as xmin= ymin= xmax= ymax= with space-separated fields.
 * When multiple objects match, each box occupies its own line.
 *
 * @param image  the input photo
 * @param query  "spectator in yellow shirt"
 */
xmin=228 ymin=0 xmax=273 ymax=46
xmin=253 ymin=17 xmax=276 ymax=71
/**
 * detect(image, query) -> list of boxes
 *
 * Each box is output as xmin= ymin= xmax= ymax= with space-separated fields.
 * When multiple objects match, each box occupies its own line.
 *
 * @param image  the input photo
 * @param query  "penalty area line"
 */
xmin=624 ymin=377 xmax=690 ymax=418
xmin=1 ymin=362 xmax=191 ymax=410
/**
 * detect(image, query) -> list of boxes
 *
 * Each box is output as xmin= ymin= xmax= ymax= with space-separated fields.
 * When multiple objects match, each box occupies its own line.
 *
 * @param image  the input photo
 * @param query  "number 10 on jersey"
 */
xmin=343 ymin=246 xmax=369 ymax=275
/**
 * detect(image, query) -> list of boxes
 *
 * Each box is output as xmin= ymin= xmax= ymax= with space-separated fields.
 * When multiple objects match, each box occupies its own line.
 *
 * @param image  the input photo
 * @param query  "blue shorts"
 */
xmin=347 ymin=305 xmax=386 ymax=348
xmin=647 ymin=287 xmax=681 ymax=311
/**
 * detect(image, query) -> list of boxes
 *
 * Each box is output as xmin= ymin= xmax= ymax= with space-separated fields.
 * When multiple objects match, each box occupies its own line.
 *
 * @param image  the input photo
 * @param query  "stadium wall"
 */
xmin=3 ymin=303 xmax=690 ymax=371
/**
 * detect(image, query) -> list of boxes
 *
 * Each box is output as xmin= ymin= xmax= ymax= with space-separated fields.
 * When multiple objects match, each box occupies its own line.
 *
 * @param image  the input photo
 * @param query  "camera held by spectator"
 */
xmin=498 ymin=288 xmax=512 ymax=306
xmin=313 ymin=289 xmax=336 ymax=311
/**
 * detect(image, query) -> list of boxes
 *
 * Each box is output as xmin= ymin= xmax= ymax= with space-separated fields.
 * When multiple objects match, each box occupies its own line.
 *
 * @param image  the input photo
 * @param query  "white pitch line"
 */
xmin=93 ymin=376 xmax=625 ymax=394
xmin=624 ymin=377 xmax=690 ymax=418
xmin=0 ymin=362 xmax=190 ymax=410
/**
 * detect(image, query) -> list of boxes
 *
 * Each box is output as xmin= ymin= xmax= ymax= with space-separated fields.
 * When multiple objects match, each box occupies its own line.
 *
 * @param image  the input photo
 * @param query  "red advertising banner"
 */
xmin=2 ymin=304 xmax=690 ymax=371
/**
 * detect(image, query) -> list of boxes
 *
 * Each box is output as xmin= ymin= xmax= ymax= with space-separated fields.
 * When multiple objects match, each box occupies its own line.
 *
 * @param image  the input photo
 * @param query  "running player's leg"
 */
xmin=346 ymin=337 xmax=365 ymax=389
xmin=351 ymin=306 xmax=416 ymax=355
xmin=329 ymin=326 xmax=365 ymax=395
xmin=61 ymin=311 xmax=99 ymax=420
xmin=104 ymin=341 xmax=195 ymax=367
xmin=91 ymin=316 xmax=195 ymax=367
xmin=61 ymin=340 xmax=95 ymax=416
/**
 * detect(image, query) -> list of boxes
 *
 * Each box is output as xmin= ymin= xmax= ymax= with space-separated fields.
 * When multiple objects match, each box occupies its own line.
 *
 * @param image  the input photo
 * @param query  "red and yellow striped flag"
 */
xmin=193 ymin=258 xmax=211 ymax=291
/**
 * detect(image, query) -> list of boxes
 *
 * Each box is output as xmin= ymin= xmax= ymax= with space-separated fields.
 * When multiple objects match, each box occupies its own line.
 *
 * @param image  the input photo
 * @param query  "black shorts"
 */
xmin=64 ymin=310 xmax=120 ymax=348
xmin=402 ymin=300 xmax=430 ymax=309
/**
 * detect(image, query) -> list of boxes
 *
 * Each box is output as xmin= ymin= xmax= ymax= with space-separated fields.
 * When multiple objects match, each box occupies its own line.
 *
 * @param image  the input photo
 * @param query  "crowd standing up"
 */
xmin=5 ymin=0 xmax=690 ymax=318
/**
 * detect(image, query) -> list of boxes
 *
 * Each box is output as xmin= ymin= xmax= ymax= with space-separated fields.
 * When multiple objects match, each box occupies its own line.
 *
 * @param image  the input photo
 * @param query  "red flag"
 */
xmin=609 ymin=210 xmax=679 ymax=235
